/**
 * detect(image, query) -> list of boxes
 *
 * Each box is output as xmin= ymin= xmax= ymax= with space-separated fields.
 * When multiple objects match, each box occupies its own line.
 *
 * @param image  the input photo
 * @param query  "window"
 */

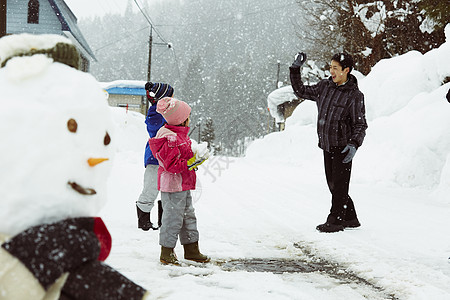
xmin=28 ymin=0 xmax=39 ymax=24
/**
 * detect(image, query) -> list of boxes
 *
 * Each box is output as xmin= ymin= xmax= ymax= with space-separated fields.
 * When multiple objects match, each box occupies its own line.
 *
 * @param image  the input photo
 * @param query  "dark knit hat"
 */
xmin=332 ymin=52 xmax=354 ymax=73
xmin=145 ymin=82 xmax=174 ymax=103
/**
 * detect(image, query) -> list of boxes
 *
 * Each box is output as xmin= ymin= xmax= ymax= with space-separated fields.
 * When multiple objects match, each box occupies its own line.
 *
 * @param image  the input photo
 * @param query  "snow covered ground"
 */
xmin=100 ymin=26 xmax=450 ymax=299
xmin=103 ymin=149 xmax=450 ymax=300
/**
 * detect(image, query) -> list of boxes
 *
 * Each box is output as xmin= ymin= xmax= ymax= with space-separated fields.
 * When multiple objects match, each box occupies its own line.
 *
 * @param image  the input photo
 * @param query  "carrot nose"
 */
xmin=88 ymin=158 xmax=109 ymax=167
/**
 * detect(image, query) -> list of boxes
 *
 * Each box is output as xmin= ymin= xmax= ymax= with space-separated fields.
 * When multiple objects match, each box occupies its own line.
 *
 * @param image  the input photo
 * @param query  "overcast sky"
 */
xmin=65 ymin=0 xmax=131 ymax=19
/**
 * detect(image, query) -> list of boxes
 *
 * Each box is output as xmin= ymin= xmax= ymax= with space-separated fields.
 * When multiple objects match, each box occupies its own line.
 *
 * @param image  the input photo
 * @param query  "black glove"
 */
xmin=291 ymin=52 xmax=307 ymax=68
xmin=341 ymin=144 xmax=357 ymax=163
xmin=144 ymin=82 xmax=153 ymax=91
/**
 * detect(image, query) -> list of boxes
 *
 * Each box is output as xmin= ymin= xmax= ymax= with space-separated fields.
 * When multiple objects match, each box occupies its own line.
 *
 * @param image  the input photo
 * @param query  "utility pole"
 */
xmin=276 ymin=61 xmax=280 ymax=89
xmin=272 ymin=61 xmax=281 ymax=132
xmin=268 ymin=61 xmax=281 ymax=134
xmin=147 ymin=26 xmax=153 ymax=82
xmin=144 ymin=26 xmax=153 ymax=113
xmin=132 ymin=0 xmax=172 ymax=113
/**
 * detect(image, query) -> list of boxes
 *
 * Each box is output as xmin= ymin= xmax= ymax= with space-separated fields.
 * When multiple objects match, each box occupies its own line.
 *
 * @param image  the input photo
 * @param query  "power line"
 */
xmin=89 ymin=0 xmax=149 ymax=53
xmin=132 ymin=0 xmax=168 ymax=44
xmin=170 ymin=46 xmax=181 ymax=80
xmin=93 ymin=2 xmax=297 ymax=53
xmin=132 ymin=0 xmax=182 ymax=82
xmin=93 ymin=26 xmax=149 ymax=53
xmin=138 ymin=0 xmax=171 ymax=45
xmin=155 ymin=3 xmax=298 ymax=27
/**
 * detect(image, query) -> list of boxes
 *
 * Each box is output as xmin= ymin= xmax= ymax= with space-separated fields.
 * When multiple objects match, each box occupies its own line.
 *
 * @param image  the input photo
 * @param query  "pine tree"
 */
xmin=181 ymin=55 xmax=208 ymax=130
xmin=200 ymin=118 xmax=216 ymax=151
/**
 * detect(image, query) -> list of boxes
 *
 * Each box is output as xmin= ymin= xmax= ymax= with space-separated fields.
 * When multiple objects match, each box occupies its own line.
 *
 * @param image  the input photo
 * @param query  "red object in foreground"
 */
xmin=93 ymin=217 xmax=112 ymax=261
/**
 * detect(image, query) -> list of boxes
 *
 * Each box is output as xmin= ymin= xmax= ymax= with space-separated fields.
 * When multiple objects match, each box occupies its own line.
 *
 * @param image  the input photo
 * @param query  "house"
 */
xmin=0 ymin=0 xmax=96 ymax=72
xmin=101 ymin=80 xmax=148 ymax=115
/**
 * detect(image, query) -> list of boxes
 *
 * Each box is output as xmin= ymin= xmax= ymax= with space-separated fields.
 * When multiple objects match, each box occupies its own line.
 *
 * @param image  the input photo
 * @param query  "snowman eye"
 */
xmin=67 ymin=119 xmax=78 ymax=133
xmin=104 ymin=132 xmax=111 ymax=145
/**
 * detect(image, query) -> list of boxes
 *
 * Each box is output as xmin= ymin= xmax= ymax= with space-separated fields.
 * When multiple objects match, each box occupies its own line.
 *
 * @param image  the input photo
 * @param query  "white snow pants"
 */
xmin=136 ymin=164 xmax=159 ymax=212
xmin=159 ymin=190 xmax=199 ymax=248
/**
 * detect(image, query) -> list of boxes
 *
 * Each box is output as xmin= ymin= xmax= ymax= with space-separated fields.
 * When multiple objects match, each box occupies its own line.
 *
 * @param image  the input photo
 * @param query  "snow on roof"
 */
xmin=100 ymin=80 xmax=147 ymax=96
xmin=100 ymin=80 xmax=147 ymax=90
xmin=267 ymin=85 xmax=297 ymax=123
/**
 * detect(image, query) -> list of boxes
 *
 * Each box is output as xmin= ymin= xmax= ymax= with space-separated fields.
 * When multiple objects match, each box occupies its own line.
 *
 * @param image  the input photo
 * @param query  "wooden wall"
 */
xmin=1 ymin=0 xmax=6 ymax=37
xmin=6 ymin=0 xmax=62 ymax=35
xmin=107 ymin=94 xmax=146 ymax=115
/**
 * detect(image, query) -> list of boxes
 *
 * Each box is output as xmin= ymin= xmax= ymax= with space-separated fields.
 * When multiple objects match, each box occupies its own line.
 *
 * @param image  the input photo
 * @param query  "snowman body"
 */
xmin=0 ymin=34 xmax=148 ymax=300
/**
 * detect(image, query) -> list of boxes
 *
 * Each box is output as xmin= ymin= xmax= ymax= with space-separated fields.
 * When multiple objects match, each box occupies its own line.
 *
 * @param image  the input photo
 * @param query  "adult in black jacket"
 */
xmin=290 ymin=52 xmax=368 ymax=233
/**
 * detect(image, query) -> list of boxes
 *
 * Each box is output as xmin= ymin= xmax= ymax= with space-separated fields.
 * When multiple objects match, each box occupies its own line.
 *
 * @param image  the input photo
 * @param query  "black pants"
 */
xmin=323 ymin=147 xmax=357 ymax=224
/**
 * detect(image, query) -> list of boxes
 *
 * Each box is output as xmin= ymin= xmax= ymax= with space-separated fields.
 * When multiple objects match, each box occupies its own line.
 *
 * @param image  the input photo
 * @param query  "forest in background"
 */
xmin=78 ymin=0 xmax=449 ymax=156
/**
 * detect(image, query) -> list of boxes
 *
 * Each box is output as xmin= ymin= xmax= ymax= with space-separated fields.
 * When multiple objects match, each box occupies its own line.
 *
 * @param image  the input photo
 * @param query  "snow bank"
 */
xmin=250 ymin=24 xmax=450 ymax=196
xmin=110 ymin=107 xmax=148 ymax=155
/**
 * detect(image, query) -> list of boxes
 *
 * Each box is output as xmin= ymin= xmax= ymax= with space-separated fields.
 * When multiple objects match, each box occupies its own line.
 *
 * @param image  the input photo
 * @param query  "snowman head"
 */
xmin=0 ymin=34 xmax=115 ymax=236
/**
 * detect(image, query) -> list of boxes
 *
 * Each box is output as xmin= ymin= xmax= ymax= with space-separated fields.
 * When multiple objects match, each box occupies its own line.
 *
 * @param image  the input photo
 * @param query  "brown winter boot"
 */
xmin=160 ymin=246 xmax=180 ymax=265
xmin=183 ymin=242 xmax=210 ymax=263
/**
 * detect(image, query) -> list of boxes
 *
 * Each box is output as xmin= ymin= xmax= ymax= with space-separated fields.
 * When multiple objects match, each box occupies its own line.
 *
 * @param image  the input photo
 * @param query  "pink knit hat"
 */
xmin=156 ymin=97 xmax=191 ymax=125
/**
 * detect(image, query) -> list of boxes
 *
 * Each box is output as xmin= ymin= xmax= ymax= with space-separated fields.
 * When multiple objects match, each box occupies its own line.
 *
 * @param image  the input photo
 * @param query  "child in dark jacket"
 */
xmin=136 ymin=82 xmax=174 ymax=231
xmin=149 ymin=97 xmax=209 ymax=265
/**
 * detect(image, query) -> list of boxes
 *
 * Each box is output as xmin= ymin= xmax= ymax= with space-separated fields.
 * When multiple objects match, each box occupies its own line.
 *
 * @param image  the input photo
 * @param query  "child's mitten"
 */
xmin=187 ymin=154 xmax=208 ymax=171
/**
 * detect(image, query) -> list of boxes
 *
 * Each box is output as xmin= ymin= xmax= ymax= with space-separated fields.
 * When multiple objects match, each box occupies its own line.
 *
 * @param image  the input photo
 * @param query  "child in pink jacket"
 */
xmin=149 ymin=97 xmax=209 ymax=265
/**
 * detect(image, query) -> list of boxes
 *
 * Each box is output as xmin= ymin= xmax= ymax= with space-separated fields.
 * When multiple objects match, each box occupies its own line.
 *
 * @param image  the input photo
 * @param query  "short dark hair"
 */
xmin=332 ymin=52 xmax=354 ymax=73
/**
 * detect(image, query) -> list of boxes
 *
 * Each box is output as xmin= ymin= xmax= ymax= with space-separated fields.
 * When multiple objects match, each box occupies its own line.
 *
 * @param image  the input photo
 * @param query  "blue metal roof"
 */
xmin=106 ymin=87 xmax=146 ymax=96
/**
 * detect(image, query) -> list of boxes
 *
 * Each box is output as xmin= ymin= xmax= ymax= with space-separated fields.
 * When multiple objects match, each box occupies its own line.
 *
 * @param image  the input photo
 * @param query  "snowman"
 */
xmin=0 ymin=34 xmax=149 ymax=300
